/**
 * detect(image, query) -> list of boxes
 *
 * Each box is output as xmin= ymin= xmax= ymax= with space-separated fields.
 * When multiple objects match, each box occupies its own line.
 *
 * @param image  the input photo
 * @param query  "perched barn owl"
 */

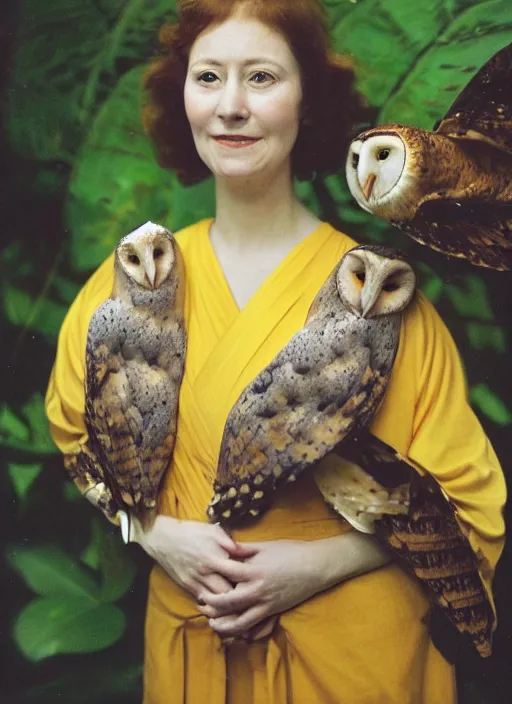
xmin=315 ymin=430 xmax=494 ymax=659
xmin=207 ymin=245 xmax=416 ymax=525
xmin=346 ymin=42 xmax=512 ymax=270
xmin=64 ymin=222 xmax=186 ymax=541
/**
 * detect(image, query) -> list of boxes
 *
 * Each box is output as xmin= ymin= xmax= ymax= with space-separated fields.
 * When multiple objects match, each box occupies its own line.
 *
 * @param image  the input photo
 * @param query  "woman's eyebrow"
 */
xmin=190 ymin=58 xmax=286 ymax=70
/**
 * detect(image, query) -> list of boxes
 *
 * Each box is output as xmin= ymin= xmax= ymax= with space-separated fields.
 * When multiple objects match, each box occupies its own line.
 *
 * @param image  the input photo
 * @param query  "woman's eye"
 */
xmin=198 ymin=71 xmax=218 ymax=84
xmin=250 ymin=71 xmax=274 ymax=84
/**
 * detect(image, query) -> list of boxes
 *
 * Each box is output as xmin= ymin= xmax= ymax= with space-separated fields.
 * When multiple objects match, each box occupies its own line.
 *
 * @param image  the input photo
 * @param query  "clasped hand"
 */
xmin=196 ymin=537 xmax=328 ymax=638
xmin=133 ymin=515 xmax=328 ymax=639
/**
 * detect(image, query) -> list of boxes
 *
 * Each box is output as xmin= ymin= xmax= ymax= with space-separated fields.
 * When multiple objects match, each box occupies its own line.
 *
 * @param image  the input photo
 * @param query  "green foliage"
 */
xmin=8 ymin=463 xmax=43 ymax=501
xmin=470 ymin=385 xmax=512 ymax=426
xmin=8 ymin=526 xmax=136 ymax=662
xmin=9 ymin=545 xmax=102 ymax=600
xmin=14 ymin=598 xmax=125 ymax=662
xmin=0 ymin=393 xmax=56 ymax=455
xmin=67 ymin=65 xmax=176 ymax=270
xmin=2 ymin=1 xmax=512 ymax=702
xmin=5 ymin=0 xmax=177 ymax=162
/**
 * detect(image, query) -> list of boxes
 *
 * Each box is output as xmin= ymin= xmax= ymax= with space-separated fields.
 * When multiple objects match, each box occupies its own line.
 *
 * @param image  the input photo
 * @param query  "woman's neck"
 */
xmin=211 ymin=166 xmax=320 ymax=255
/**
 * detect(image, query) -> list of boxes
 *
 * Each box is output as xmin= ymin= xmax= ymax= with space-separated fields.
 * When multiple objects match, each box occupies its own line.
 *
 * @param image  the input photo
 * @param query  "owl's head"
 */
xmin=116 ymin=222 xmax=175 ymax=290
xmin=337 ymin=245 xmax=416 ymax=318
xmin=345 ymin=124 xmax=440 ymax=220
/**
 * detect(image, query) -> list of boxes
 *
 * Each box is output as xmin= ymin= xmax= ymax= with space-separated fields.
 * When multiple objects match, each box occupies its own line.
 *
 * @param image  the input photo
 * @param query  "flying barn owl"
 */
xmin=207 ymin=245 xmax=416 ymax=525
xmin=346 ymin=42 xmax=512 ymax=270
xmin=64 ymin=222 xmax=186 ymax=541
xmin=315 ymin=430 xmax=495 ymax=659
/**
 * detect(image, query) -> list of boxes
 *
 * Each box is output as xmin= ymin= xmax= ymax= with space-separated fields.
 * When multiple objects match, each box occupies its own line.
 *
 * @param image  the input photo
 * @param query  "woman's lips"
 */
xmin=213 ymin=135 xmax=262 ymax=148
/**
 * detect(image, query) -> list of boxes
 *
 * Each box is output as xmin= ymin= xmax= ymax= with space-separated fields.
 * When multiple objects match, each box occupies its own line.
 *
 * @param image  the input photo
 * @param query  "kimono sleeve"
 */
xmin=45 ymin=254 xmax=116 ymax=454
xmin=406 ymin=294 xmax=506 ymax=605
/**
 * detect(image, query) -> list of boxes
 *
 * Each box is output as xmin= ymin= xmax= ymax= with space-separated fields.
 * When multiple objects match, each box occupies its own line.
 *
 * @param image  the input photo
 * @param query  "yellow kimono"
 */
xmin=46 ymin=219 xmax=506 ymax=704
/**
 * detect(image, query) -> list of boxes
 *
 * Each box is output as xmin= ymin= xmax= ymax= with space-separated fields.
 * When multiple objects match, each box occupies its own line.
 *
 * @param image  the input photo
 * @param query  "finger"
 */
xmin=209 ymin=605 xmax=268 ymax=637
xmin=199 ymin=582 xmax=260 ymax=613
xmin=227 ymin=542 xmax=261 ymax=558
xmin=212 ymin=525 xmax=238 ymax=553
xmin=199 ymin=572 xmax=234 ymax=594
xmin=211 ymin=558 xmax=254 ymax=582
xmin=197 ymin=603 xmax=223 ymax=618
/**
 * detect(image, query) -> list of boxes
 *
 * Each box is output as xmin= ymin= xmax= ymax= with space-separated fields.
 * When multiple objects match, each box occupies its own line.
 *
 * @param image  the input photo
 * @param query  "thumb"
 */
xmin=227 ymin=541 xmax=260 ymax=558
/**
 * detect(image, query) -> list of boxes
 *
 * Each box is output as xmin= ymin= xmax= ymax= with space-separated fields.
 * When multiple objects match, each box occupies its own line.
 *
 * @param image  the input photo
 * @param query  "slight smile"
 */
xmin=213 ymin=135 xmax=262 ymax=148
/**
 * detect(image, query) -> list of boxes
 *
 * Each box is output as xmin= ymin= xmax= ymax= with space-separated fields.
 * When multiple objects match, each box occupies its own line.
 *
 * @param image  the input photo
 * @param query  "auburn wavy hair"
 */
xmin=143 ymin=0 xmax=368 ymax=185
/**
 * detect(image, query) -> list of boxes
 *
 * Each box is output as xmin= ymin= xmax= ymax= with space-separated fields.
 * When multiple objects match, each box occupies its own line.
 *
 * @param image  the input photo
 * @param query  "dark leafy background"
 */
xmin=1 ymin=0 xmax=511 ymax=702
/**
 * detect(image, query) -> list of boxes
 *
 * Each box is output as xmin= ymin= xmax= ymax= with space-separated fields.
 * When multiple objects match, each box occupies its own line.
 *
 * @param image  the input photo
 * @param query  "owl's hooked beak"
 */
xmin=360 ymin=283 xmax=380 ymax=319
xmin=141 ymin=249 xmax=157 ymax=289
xmin=361 ymin=173 xmax=377 ymax=201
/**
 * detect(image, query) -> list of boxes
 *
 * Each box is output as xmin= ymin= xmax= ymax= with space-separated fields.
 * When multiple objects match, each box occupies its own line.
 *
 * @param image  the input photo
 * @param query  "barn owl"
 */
xmin=64 ymin=222 xmax=186 ymax=542
xmin=207 ymin=245 xmax=416 ymax=525
xmin=346 ymin=42 xmax=512 ymax=270
xmin=315 ymin=430 xmax=495 ymax=659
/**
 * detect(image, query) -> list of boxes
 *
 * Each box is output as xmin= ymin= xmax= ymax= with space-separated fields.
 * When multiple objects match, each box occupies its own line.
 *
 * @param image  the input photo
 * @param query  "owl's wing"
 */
xmin=397 ymin=196 xmax=512 ymax=270
xmin=314 ymin=432 xmax=412 ymax=533
xmin=82 ymin=300 xmax=179 ymax=524
xmin=435 ymin=42 xmax=512 ymax=152
xmin=208 ymin=270 xmax=401 ymax=526
xmin=64 ymin=445 xmax=117 ymax=521
xmin=317 ymin=430 xmax=495 ymax=659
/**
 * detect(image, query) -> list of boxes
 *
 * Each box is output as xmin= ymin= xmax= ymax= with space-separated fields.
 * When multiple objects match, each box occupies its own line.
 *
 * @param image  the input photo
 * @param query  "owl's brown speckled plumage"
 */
xmin=208 ymin=245 xmax=416 ymax=525
xmin=346 ymin=42 xmax=512 ymax=270
xmin=316 ymin=431 xmax=495 ymax=659
xmin=64 ymin=223 xmax=186 ymax=530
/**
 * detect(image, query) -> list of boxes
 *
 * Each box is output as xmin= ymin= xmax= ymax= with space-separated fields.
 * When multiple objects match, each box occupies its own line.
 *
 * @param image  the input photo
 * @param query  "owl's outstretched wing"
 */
xmin=316 ymin=430 xmax=495 ymax=659
xmin=435 ymin=42 xmax=512 ymax=152
xmin=396 ymin=197 xmax=512 ymax=271
xmin=208 ymin=269 xmax=401 ymax=526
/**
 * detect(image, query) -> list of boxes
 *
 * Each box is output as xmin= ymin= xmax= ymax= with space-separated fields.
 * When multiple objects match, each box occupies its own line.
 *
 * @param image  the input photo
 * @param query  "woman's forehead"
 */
xmin=188 ymin=17 xmax=297 ymax=67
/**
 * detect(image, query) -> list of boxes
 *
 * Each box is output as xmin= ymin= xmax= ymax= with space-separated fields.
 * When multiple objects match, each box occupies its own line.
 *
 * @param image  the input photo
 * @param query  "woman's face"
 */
xmin=184 ymin=16 xmax=303 ymax=182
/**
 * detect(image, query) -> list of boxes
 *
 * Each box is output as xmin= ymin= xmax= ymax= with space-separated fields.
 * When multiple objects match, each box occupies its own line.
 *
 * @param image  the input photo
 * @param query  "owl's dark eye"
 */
xmin=153 ymin=247 xmax=164 ymax=259
xmin=355 ymin=271 xmax=366 ymax=283
xmin=378 ymin=149 xmax=390 ymax=161
xmin=351 ymin=153 xmax=359 ymax=169
xmin=128 ymin=254 xmax=140 ymax=265
xmin=382 ymin=279 xmax=399 ymax=292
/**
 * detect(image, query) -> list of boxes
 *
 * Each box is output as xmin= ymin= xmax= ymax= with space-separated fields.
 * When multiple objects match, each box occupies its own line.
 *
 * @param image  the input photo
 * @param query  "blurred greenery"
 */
xmin=1 ymin=0 xmax=511 ymax=702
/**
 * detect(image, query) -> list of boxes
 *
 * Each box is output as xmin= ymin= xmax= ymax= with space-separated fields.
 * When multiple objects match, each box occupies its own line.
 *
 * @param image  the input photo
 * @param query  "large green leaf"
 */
xmin=332 ymin=0 xmax=473 ymax=108
xmin=14 ymin=598 xmax=125 ymax=661
xmin=380 ymin=0 xmax=512 ymax=126
xmin=66 ymin=65 xmax=176 ymax=271
xmin=5 ymin=0 xmax=177 ymax=162
xmin=331 ymin=0 xmax=512 ymax=127
xmin=8 ymin=545 xmax=100 ymax=599
xmin=5 ymin=0 xmax=109 ymax=161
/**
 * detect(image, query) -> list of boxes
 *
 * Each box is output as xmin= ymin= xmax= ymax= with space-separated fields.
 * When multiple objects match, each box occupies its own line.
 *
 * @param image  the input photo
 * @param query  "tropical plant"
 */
xmin=1 ymin=0 xmax=511 ymax=702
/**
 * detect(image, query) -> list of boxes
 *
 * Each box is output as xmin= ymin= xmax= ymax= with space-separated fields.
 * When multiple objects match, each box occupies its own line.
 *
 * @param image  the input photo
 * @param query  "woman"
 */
xmin=45 ymin=0 xmax=506 ymax=702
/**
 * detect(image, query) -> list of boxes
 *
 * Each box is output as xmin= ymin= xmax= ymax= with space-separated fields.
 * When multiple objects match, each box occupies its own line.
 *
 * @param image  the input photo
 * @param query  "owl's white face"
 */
xmin=346 ymin=134 xmax=406 ymax=212
xmin=337 ymin=248 xmax=416 ymax=319
xmin=116 ymin=222 xmax=175 ymax=290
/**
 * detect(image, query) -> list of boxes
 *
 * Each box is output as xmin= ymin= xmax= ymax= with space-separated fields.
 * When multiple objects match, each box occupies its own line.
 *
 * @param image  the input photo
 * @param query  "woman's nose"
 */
xmin=216 ymin=78 xmax=249 ymax=121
